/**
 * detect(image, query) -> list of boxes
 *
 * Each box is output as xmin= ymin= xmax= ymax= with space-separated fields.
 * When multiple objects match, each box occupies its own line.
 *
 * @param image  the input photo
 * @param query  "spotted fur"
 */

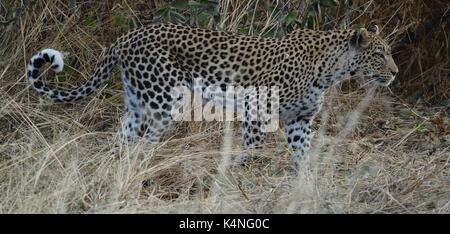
xmin=27 ymin=23 xmax=398 ymax=164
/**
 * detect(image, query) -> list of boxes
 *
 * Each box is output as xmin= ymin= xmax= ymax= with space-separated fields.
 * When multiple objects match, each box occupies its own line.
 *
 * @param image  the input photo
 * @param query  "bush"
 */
xmin=1 ymin=0 xmax=448 ymax=103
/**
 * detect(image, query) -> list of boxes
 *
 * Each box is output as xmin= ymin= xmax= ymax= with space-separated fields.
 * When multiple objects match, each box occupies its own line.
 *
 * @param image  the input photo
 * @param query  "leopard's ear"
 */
xmin=350 ymin=28 xmax=370 ymax=49
xmin=368 ymin=25 xmax=380 ymax=35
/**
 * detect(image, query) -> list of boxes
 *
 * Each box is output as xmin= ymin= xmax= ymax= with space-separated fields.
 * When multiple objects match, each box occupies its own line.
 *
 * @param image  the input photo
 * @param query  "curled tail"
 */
xmin=27 ymin=46 xmax=118 ymax=102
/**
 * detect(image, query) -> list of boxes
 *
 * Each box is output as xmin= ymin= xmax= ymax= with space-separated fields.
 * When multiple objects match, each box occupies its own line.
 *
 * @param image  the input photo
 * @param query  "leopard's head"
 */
xmin=349 ymin=25 xmax=399 ymax=86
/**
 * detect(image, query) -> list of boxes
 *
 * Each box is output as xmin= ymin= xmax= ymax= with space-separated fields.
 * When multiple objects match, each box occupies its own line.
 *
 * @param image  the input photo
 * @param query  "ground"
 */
xmin=0 ymin=81 xmax=448 ymax=214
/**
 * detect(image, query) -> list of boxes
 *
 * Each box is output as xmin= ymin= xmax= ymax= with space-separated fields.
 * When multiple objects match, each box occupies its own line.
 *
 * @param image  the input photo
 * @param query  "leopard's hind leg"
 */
xmin=121 ymin=55 xmax=190 ymax=143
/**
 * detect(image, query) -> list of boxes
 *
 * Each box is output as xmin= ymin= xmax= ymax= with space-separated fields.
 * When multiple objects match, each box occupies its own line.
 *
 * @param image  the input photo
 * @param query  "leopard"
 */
xmin=27 ymin=23 xmax=398 ymax=165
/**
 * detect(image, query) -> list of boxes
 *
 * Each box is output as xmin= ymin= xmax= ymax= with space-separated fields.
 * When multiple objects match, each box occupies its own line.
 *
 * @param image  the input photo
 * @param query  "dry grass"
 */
xmin=0 ymin=1 xmax=449 ymax=213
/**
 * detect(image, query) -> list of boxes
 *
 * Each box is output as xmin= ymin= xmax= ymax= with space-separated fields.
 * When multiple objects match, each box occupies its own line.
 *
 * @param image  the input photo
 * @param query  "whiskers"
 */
xmin=359 ymin=77 xmax=379 ymax=89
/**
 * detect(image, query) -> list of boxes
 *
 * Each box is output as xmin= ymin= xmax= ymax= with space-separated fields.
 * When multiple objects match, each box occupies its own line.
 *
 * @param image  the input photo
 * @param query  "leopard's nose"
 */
xmin=391 ymin=65 xmax=399 ymax=76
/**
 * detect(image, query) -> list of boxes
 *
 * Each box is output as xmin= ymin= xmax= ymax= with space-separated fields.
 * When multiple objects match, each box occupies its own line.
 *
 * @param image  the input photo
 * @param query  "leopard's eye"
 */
xmin=374 ymin=52 xmax=385 ymax=59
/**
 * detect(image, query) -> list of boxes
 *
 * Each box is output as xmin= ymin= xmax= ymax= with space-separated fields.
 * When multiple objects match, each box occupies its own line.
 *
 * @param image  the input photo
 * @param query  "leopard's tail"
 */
xmin=27 ymin=46 xmax=118 ymax=102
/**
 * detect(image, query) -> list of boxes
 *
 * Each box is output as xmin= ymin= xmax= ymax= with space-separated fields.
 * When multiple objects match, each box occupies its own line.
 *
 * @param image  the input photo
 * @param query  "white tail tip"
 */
xmin=40 ymin=48 xmax=64 ymax=73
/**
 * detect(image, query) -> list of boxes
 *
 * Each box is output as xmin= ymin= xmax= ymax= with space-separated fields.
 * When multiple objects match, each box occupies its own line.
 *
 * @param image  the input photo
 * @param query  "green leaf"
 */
xmin=302 ymin=15 xmax=316 ymax=29
xmin=238 ymin=27 xmax=250 ymax=35
xmin=155 ymin=8 xmax=168 ymax=16
xmin=413 ymin=123 xmax=426 ymax=133
xmin=196 ymin=12 xmax=210 ymax=27
xmin=197 ymin=0 xmax=218 ymax=6
xmin=171 ymin=0 xmax=189 ymax=10
xmin=319 ymin=0 xmax=339 ymax=7
xmin=128 ymin=19 xmax=136 ymax=29
xmin=83 ymin=16 xmax=96 ymax=27
xmin=153 ymin=8 xmax=169 ymax=22
xmin=285 ymin=11 xmax=298 ymax=25
xmin=188 ymin=0 xmax=202 ymax=7
xmin=168 ymin=10 xmax=186 ymax=23
xmin=112 ymin=13 xmax=127 ymax=27
xmin=262 ymin=28 xmax=276 ymax=37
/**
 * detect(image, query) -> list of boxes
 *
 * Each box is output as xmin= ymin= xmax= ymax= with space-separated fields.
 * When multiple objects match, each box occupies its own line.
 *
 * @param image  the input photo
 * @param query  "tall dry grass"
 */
xmin=0 ymin=0 xmax=449 ymax=213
